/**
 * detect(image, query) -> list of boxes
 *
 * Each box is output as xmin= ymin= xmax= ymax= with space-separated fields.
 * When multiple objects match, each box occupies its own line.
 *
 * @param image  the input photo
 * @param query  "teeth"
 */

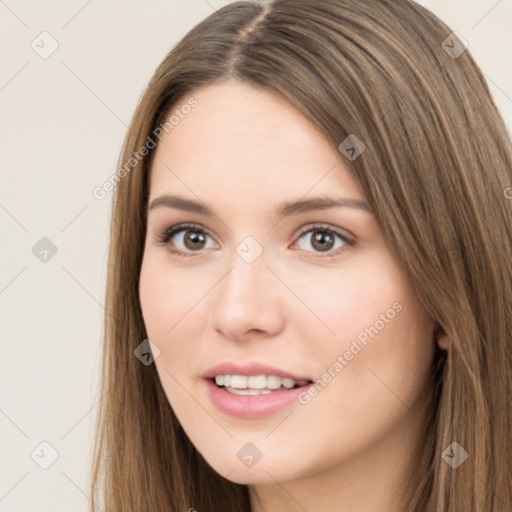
xmin=267 ymin=375 xmax=283 ymax=389
xmin=225 ymin=387 xmax=272 ymax=395
xmin=248 ymin=375 xmax=267 ymax=389
xmin=282 ymin=378 xmax=296 ymax=389
xmin=230 ymin=375 xmax=247 ymax=388
xmin=214 ymin=374 xmax=309 ymax=391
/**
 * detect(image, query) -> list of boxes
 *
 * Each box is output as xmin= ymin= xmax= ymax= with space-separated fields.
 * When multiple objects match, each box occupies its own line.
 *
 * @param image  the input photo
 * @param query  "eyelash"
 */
xmin=155 ymin=222 xmax=356 ymax=259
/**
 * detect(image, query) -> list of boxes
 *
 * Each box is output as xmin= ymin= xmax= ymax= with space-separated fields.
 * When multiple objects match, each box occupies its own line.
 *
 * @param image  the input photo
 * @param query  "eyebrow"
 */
xmin=147 ymin=194 xmax=371 ymax=217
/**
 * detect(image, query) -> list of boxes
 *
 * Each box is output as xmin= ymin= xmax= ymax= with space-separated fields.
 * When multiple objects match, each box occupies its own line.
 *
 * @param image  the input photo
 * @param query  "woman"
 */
xmin=90 ymin=1 xmax=512 ymax=510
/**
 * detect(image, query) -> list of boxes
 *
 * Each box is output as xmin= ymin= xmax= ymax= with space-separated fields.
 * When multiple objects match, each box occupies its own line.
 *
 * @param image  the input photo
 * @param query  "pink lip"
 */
xmin=202 ymin=361 xmax=313 ymax=419
xmin=204 ymin=379 xmax=312 ymax=418
xmin=202 ymin=362 xmax=311 ymax=381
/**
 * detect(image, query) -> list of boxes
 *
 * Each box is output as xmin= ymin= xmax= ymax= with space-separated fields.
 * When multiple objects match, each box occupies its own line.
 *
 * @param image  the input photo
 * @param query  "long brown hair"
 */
xmin=90 ymin=1 xmax=512 ymax=510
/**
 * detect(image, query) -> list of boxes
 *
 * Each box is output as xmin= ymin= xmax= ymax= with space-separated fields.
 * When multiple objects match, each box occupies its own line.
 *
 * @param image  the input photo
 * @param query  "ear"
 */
xmin=434 ymin=323 xmax=448 ymax=350
xmin=436 ymin=333 xmax=449 ymax=350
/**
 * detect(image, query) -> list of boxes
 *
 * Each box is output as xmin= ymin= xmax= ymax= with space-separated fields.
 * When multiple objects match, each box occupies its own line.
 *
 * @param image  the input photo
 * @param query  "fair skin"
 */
xmin=139 ymin=80 xmax=438 ymax=512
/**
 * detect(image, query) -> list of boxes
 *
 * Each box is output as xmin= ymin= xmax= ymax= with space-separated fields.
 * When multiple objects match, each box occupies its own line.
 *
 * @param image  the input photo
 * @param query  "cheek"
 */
xmin=296 ymin=251 xmax=435 ymax=424
xmin=280 ymin=250 xmax=409 ymax=349
xmin=139 ymin=255 xmax=212 ymax=385
xmin=139 ymin=258 xmax=207 ymax=416
xmin=139 ymin=255 xmax=199 ymax=339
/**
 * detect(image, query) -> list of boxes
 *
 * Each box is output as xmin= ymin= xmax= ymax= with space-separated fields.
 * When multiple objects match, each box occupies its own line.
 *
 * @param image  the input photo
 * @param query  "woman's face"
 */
xmin=139 ymin=81 xmax=436 ymax=488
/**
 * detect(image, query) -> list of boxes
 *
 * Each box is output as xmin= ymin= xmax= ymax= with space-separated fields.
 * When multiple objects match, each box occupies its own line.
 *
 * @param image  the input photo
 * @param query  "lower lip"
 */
xmin=205 ymin=379 xmax=310 ymax=419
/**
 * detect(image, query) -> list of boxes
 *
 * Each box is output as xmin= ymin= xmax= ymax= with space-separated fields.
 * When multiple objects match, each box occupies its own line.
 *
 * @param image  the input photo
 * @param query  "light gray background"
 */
xmin=1 ymin=1 xmax=511 ymax=510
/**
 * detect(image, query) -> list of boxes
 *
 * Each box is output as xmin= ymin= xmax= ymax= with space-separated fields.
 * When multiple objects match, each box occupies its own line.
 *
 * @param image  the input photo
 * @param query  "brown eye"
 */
xmin=309 ymin=230 xmax=335 ymax=252
xmin=182 ymin=230 xmax=207 ymax=250
xmin=157 ymin=223 xmax=216 ymax=255
xmin=294 ymin=225 xmax=353 ymax=256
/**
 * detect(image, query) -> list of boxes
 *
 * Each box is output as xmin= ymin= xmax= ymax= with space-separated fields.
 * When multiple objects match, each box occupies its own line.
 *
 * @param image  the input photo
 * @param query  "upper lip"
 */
xmin=202 ymin=362 xmax=313 ymax=382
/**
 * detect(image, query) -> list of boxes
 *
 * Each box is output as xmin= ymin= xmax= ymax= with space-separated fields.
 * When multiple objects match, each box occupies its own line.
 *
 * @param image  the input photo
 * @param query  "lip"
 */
xmin=202 ymin=362 xmax=313 ymax=419
xmin=202 ymin=362 xmax=312 ymax=381
xmin=205 ymin=379 xmax=312 ymax=418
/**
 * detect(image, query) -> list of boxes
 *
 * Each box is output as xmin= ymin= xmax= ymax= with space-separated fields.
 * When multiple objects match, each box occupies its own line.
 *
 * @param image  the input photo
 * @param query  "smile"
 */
xmin=214 ymin=374 xmax=309 ymax=395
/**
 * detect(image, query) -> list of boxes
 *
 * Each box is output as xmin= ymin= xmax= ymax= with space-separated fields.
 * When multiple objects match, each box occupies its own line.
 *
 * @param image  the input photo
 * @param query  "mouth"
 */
xmin=212 ymin=374 xmax=312 ymax=396
xmin=203 ymin=364 xmax=314 ymax=418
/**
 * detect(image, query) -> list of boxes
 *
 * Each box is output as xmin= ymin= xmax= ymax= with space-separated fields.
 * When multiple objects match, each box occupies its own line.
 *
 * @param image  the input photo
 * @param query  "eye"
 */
xmin=292 ymin=224 xmax=354 ymax=257
xmin=156 ymin=222 xmax=355 ymax=259
xmin=156 ymin=223 xmax=217 ymax=256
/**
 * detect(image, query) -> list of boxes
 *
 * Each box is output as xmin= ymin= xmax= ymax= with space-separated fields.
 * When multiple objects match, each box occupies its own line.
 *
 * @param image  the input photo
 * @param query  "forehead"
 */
xmin=149 ymin=81 xmax=365 ymax=205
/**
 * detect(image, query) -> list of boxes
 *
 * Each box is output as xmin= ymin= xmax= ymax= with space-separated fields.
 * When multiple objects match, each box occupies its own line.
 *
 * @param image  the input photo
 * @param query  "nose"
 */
xmin=210 ymin=245 xmax=285 ymax=341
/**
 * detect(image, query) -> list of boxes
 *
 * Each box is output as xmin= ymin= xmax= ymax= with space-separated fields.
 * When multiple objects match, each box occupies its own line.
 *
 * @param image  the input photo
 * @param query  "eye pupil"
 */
xmin=184 ymin=231 xmax=206 ymax=250
xmin=311 ymin=231 xmax=334 ymax=252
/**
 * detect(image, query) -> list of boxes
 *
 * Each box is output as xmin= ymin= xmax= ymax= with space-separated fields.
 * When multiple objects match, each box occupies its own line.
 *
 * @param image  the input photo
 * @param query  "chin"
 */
xmin=203 ymin=453 xmax=302 ymax=486
xmin=220 ymin=467 xmax=283 ymax=486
